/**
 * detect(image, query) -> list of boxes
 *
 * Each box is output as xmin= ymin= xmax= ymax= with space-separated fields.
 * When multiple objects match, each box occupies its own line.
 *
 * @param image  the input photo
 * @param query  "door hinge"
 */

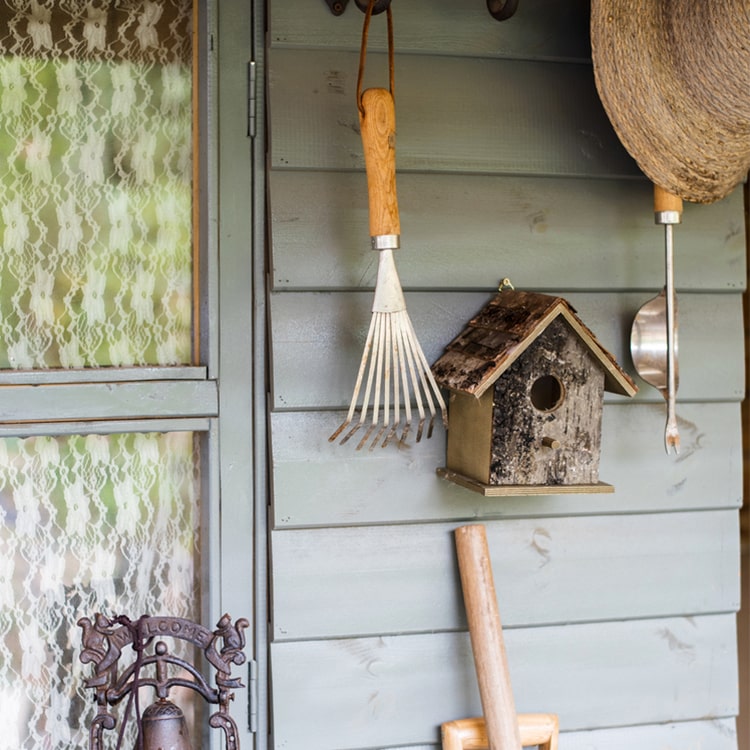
xmin=247 ymin=658 xmax=258 ymax=733
xmin=247 ymin=60 xmax=257 ymax=138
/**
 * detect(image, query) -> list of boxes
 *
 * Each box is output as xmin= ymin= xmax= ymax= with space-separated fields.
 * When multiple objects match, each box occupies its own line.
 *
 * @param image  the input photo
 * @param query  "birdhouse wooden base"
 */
xmin=436 ymin=467 xmax=615 ymax=496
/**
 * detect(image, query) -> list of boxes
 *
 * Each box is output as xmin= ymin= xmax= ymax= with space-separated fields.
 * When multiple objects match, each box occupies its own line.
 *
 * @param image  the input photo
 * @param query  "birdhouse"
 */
xmin=431 ymin=290 xmax=637 ymax=495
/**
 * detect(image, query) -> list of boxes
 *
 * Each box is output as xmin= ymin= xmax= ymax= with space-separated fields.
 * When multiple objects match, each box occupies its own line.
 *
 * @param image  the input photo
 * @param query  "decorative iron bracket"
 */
xmin=79 ymin=613 xmax=250 ymax=750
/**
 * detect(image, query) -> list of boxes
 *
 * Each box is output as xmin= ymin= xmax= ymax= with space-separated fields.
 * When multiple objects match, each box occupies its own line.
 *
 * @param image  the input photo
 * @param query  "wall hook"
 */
xmin=487 ymin=0 xmax=519 ymax=20
xmin=324 ymin=0 xmax=349 ymax=15
xmin=354 ymin=0 xmax=392 ymax=13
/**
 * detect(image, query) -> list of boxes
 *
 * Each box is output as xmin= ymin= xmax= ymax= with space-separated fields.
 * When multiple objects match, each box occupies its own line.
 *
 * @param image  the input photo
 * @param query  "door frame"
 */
xmin=212 ymin=0 xmax=268 ymax=747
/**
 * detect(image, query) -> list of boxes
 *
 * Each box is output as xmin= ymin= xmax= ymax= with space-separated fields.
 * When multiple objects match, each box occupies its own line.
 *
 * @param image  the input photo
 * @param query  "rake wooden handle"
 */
xmin=359 ymin=87 xmax=401 ymax=239
xmin=455 ymin=524 xmax=522 ymax=750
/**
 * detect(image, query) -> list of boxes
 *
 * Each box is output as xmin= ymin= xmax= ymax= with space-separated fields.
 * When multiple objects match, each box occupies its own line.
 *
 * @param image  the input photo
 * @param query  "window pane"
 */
xmin=0 ymin=430 xmax=201 ymax=748
xmin=0 ymin=1 xmax=193 ymax=368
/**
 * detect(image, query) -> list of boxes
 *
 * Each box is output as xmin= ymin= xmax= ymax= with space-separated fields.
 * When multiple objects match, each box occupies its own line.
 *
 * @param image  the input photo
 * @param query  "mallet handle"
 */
xmin=455 ymin=524 xmax=522 ymax=750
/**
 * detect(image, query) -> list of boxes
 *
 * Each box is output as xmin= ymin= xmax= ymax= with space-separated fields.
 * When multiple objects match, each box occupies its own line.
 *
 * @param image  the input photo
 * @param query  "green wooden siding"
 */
xmin=270 ymin=171 xmax=745 ymax=292
xmin=264 ymin=2 xmax=745 ymax=748
xmin=270 ymin=403 xmax=741 ymax=526
xmin=272 ymin=510 xmax=739 ymax=638
xmin=270 ymin=0 xmax=591 ymax=61
xmin=271 ymin=615 xmax=737 ymax=747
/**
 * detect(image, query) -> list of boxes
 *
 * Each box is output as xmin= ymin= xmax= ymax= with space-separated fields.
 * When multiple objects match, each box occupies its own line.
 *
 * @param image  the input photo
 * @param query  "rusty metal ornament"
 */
xmin=78 ymin=613 xmax=249 ymax=750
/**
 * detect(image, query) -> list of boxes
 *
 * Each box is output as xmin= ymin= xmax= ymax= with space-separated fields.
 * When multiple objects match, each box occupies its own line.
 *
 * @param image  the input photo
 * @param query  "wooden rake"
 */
xmin=329 ymin=2 xmax=447 ymax=450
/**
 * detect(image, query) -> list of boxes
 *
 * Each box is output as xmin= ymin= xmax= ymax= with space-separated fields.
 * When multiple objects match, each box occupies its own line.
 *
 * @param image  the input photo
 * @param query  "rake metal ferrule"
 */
xmin=371 ymin=234 xmax=400 ymax=250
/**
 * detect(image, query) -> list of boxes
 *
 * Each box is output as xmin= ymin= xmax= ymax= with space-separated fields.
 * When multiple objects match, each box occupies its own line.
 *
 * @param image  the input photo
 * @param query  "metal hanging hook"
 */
xmin=324 ymin=0 xmax=349 ymax=15
xmin=487 ymin=0 xmax=519 ymax=20
xmin=355 ymin=0 xmax=392 ymax=13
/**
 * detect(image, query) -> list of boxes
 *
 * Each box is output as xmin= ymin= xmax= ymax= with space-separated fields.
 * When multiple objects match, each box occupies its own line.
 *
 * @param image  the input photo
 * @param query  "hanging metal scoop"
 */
xmin=630 ymin=185 xmax=682 ymax=454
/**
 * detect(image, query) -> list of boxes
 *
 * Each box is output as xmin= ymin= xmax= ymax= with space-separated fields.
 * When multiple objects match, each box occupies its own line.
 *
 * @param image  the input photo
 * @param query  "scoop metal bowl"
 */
xmin=630 ymin=287 xmax=679 ymax=443
xmin=630 ymin=186 xmax=681 ymax=454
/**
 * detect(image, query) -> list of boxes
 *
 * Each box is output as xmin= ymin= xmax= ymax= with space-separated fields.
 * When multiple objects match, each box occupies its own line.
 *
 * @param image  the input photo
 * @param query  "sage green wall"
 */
xmin=264 ymin=2 xmax=744 ymax=748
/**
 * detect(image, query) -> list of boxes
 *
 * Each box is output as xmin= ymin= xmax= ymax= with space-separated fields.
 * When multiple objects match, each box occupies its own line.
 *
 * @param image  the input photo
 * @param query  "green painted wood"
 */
xmin=268 ymin=291 xmax=744 ymax=409
xmin=216 ymin=4 xmax=262 ymax=749
xmin=268 ymin=49 xmax=638 ymax=177
xmin=0 ymin=380 xmax=218 ymax=422
xmin=272 ymin=509 xmax=739 ymax=640
xmin=270 ymin=0 xmax=591 ymax=61
xmin=270 ymin=402 xmax=742 ymax=527
xmin=365 ymin=719 xmax=738 ymax=750
xmin=0 ymin=418 xmax=211 ymax=438
xmin=270 ymin=614 xmax=737 ymax=749
xmin=264 ymin=5 xmax=744 ymax=750
xmin=0 ymin=366 xmax=208 ymax=385
xmin=352 ymin=719 xmax=738 ymax=750
xmin=269 ymin=171 xmax=746 ymax=292
xmin=560 ymin=720 xmax=737 ymax=750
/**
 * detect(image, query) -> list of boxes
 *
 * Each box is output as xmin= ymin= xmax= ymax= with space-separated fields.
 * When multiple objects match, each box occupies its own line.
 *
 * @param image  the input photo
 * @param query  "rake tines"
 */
xmin=329 ymin=249 xmax=447 ymax=450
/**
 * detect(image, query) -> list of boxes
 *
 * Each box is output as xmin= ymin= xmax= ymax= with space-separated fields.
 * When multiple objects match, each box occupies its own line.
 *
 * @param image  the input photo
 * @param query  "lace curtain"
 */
xmin=0 ymin=430 xmax=201 ymax=749
xmin=0 ymin=0 xmax=194 ymax=368
xmin=0 ymin=3 xmax=203 ymax=747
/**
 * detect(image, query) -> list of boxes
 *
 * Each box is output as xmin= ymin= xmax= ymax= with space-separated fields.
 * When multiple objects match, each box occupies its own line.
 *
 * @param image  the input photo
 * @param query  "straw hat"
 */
xmin=590 ymin=0 xmax=750 ymax=204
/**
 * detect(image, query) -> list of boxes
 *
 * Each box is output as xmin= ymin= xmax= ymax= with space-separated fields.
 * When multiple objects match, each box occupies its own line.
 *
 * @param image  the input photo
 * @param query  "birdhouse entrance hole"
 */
xmin=530 ymin=374 xmax=564 ymax=412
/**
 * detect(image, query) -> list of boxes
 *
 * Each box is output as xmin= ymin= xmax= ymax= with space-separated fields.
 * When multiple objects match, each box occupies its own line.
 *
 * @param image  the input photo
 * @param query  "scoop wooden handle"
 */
xmin=653 ymin=184 xmax=683 ymax=216
xmin=455 ymin=524 xmax=522 ymax=750
xmin=359 ymin=87 xmax=400 ymax=238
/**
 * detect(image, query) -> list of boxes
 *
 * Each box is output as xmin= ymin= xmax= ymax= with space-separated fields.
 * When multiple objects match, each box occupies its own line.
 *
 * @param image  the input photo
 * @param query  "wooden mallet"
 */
xmin=455 ymin=524 xmax=522 ymax=749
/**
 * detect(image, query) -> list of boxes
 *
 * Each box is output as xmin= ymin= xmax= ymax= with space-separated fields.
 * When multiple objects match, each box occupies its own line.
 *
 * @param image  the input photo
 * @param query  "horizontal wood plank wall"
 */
xmin=271 ymin=615 xmax=738 ymax=748
xmin=272 ymin=510 xmax=739 ymax=639
xmin=265 ymin=2 xmax=745 ymax=748
xmin=369 ymin=720 xmax=738 ymax=750
xmin=270 ymin=0 xmax=592 ymax=60
xmin=270 ymin=171 xmax=746 ymax=292
xmin=271 ymin=402 xmax=742 ymax=527
xmin=270 ymin=291 xmax=744 ymax=408
xmin=270 ymin=50 xmax=638 ymax=177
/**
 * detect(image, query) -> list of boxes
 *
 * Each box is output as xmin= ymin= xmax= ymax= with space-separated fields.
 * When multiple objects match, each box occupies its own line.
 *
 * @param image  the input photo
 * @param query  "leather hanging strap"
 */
xmin=356 ymin=0 xmax=394 ymax=115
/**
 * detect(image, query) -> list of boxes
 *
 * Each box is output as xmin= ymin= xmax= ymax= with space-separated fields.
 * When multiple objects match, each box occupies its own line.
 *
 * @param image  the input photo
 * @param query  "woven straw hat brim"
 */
xmin=591 ymin=0 xmax=750 ymax=204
